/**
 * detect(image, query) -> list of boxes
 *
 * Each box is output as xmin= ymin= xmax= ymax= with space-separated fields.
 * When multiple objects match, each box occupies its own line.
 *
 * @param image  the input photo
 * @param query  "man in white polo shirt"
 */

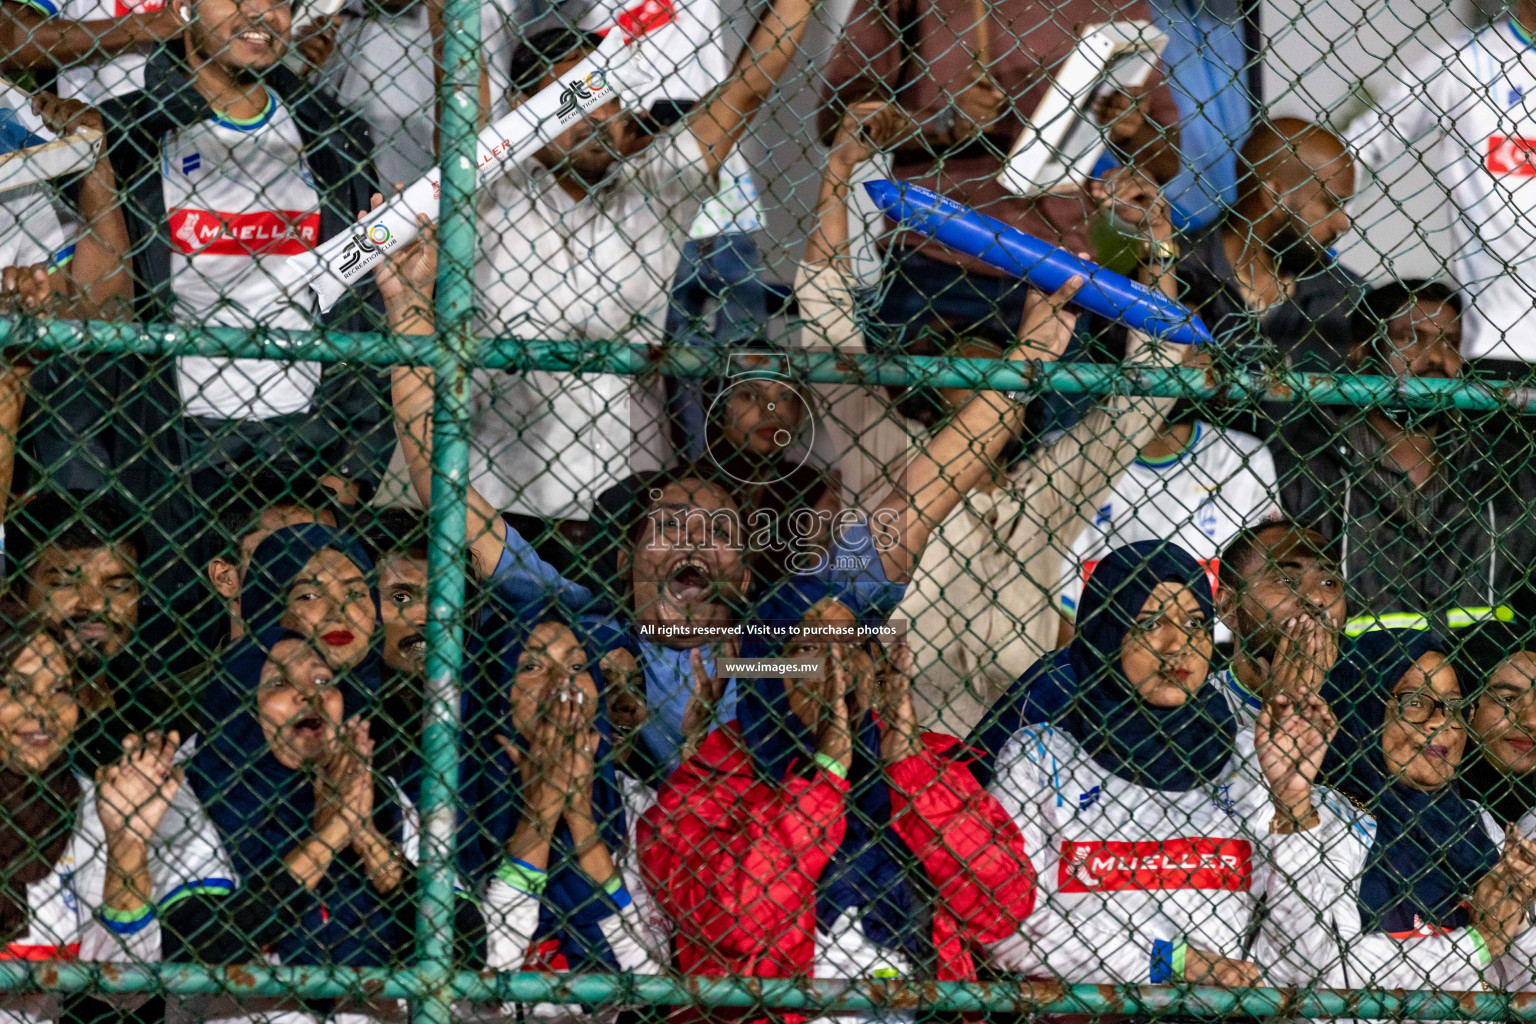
xmin=468 ymin=0 xmax=816 ymax=527
xmin=1346 ymin=0 xmax=1536 ymax=372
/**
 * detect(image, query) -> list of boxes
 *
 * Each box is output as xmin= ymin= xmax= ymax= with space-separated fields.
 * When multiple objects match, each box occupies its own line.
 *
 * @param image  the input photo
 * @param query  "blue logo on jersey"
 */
xmin=1093 ymin=504 xmax=1113 ymax=527
xmin=1195 ymin=496 xmax=1219 ymax=538
xmin=58 ymin=870 xmax=77 ymax=913
xmin=1078 ymin=786 xmax=1101 ymax=810
xmin=1510 ymin=86 xmax=1526 ymax=107
xmin=1211 ymin=781 xmax=1236 ymax=816
xmin=299 ymin=163 xmax=315 ymax=189
xmin=182 ymin=153 xmax=200 ymax=174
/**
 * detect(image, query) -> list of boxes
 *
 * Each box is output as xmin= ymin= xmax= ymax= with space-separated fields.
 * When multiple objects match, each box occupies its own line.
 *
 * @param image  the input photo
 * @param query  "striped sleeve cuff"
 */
xmin=99 ymin=902 xmax=154 ymax=935
xmin=1469 ymin=928 xmax=1493 ymax=967
xmin=602 ymin=872 xmax=631 ymax=910
xmin=158 ymin=877 xmax=235 ymax=912
xmin=497 ymin=858 xmax=548 ymax=896
xmin=813 ymin=753 xmax=848 ymax=780
xmin=1149 ymin=939 xmax=1187 ymax=983
xmin=17 ymin=0 xmax=58 ymax=15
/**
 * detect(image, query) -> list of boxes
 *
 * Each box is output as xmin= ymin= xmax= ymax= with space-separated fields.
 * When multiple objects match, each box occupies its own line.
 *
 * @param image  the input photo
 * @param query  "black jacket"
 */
xmin=1274 ymin=407 xmax=1536 ymax=627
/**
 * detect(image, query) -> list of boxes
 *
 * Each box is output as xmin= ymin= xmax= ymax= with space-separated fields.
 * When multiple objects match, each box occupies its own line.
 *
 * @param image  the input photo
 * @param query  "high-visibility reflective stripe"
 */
xmin=1345 ymin=614 xmax=1430 ymax=637
xmin=1345 ymin=607 xmax=1515 ymax=636
xmin=1446 ymin=605 xmax=1516 ymax=628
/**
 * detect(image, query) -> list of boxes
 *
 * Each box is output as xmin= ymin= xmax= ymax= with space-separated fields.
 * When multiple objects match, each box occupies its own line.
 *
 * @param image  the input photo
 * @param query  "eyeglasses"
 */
xmin=1390 ymin=693 xmax=1472 ymax=725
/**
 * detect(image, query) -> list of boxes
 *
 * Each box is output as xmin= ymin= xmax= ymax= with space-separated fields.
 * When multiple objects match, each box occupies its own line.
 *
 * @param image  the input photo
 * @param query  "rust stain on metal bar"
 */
xmin=224 ymin=966 xmax=258 ymax=989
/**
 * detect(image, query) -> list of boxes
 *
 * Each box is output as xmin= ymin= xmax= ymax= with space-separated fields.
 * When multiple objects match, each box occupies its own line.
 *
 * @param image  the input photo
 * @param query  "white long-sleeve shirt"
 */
xmin=1346 ymin=18 xmax=1536 ymax=362
xmin=1257 ymin=789 xmax=1515 ymax=995
xmin=985 ymin=716 xmax=1272 ymax=984
xmin=0 ymin=773 xmax=232 ymax=1024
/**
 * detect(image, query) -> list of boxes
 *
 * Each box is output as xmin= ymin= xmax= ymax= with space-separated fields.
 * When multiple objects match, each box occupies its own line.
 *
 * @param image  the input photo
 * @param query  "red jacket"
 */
xmin=638 ymin=724 xmax=1035 ymax=1008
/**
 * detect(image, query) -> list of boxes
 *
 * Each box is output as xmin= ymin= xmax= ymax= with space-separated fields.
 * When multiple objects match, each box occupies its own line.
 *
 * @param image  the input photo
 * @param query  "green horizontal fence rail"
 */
xmin=3 ymin=965 xmax=1534 ymax=1020
xmin=2 ymin=317 xmax=1531 ymax=410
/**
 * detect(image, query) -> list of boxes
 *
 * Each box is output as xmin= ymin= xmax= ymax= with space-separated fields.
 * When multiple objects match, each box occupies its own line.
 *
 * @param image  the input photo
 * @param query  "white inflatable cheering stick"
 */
xmin=288 ymin=28 xmax=634 ymax=314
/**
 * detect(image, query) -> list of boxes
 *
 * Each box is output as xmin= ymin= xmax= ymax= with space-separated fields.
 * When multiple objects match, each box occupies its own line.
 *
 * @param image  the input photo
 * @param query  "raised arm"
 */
xmin=867 ymin=276 xmax=1082 ymax=584
xmin=0 ymin=2 xmax=177 ymax=72
xmin=686 ymin=0 xmax=821 ymax=178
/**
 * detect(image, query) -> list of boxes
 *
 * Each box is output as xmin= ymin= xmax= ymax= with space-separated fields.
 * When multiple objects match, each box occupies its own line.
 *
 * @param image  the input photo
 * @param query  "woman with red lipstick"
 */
xmin=1456 ymin=622 xmax=1536 ymax=827
xmin=1257 ymin=629 xmax=1536 ymax=992
xmin=974 ymin=541 xmax=1267 ymax=988
xmin=239 ymin=523 xmax=380 ymax=677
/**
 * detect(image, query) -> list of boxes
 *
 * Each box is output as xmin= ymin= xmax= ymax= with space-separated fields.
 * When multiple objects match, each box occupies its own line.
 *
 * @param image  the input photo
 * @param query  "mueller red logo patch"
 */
xmin=168 ymin=208 xmax=320 ymax=257
xmin=1487 ymin=135 xmax=1536 ymax=176
xmin=113 ymin=0 xmax=162 ymax=16
xmin=591 ymin=0 xmax=676 ymax=41
xmin=1057 ymin=837 xmax=1253 ymax=893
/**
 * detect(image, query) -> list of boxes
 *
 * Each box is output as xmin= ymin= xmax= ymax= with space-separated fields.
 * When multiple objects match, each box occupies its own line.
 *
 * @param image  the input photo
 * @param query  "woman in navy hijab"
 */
xmin=166 ymin=626 xmax=483 ymax=1022
xmin=979 ymin=540 xmax=1267 ymax=988
xmin=1256 ymin=628 xmax=1536 ymax=992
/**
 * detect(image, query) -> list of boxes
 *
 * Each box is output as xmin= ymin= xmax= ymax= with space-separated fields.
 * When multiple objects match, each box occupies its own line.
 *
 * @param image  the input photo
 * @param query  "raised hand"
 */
xmin=315 ymin=717 xmax=375 ymax=844
xmin=816 ymin=643 xmax=854 ymax=775
xmin=96 ymin=731 xmax=183 ymax=850
xmin=1013 ymin=274 xmax=1084 ymax=363
xmin=827 ymin=101 xmax=908 ymax=177
xmin=680 ymin=641 xmax=732 ymax=762
xmin=878 ymin=640 xmax=923 ymax=764
xmin=1255 ymin=689 xmax=1337 ymax=831
xmin=361 ymin=194 xmax=438 ymax=316
xmin=1471 ymin=826 xmax=1536 ymax=957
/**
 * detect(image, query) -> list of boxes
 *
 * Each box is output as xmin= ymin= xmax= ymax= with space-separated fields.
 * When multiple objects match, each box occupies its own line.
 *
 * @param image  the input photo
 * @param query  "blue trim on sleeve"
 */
xmin=157 ymin=877 xmax=235 ymax=911
xmin=1150 ymin=939 xmax=1174 ymax=983
xmin=99 ymin=903 xmax=155 ymax=935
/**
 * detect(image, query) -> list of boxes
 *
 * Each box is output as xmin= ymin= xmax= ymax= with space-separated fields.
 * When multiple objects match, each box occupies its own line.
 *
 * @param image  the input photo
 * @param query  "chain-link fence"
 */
xmin=0 ymin=0 xmax=1534 ymax=1020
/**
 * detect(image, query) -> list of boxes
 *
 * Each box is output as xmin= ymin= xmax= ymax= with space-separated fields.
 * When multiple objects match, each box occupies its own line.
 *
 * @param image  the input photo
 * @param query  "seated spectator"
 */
xmin=1213 ymin=520 xmax=1346 ymax=723
xmin=6 ymin=490 xmax=186 ymax=769
xmin=170 ymin=628 xmax=483 ymax=1024
xmin=1256 ymin=630 xmax=1536 ymax=989
xmin=65 ymin=0 xmax=390 ymax=519
xmin=477 ymin=607 xmax=666 ymax=1020
xmin=1177 ymin=118 xmax=1359 ymax=373
xmin=818 ymin=0 xmax=1179 ymax=359
xmin=238 ymin=523 xmax=379 ymax=678
xmin=1456 ymin=620 xmax=1536 ymax=827
xmin=0 ymin=602 xmax=225 ymax=1019
xmin=368 ymin=506 xmax=427 ymax=781
xmin=200 ymin=472 xmax=341 ymax=647
xmin=798 ymin=104 xmax=1188 ymax=736
xmin=380 ymin=194 xmax=1067 ymax=770
xmin=974 ymin=542 xmax=1263 ymax=987
xmin=466 ymin=0 xmax=817 ymax=531
xmin=1274 ymin=279 xmax=1536 ymax=635
xmin=1058 ymin=402 xmax=1282 ymax=646
xmin=639 ymin=583 xmax=1034 ymax=1015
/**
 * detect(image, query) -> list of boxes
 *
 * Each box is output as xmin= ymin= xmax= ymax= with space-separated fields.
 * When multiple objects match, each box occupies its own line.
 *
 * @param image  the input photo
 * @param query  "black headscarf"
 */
xmin=967 ymin=540 xmax=1234 ymax=791
xmin=1324 ymin=629 xmax=1500 ymax=933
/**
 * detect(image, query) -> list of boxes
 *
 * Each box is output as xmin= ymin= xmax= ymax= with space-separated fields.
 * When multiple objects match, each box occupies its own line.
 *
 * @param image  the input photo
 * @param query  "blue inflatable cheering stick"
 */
xmin=864 ymin=180 xmax=1212 ymax=346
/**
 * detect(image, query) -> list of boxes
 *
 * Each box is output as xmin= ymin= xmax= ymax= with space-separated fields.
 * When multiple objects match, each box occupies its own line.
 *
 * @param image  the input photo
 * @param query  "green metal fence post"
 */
xmin=412 ymin=0 xmax=482 ymax=1017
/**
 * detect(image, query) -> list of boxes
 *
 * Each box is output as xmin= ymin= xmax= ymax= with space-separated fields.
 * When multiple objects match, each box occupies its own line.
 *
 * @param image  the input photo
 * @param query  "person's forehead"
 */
xmin=36 ymin=543 xmax=135 ymax=574
xmin=1493 ymin=651 xmax=1536 ymax=687
xmin=1249 ymin=529 xmax=1331 ymax=573
xmin=526 ymin=621 xmax=581 ymax=655
xmin=379 ymin=552 xmax=427 ymax=585
xmin=653 ymin=479 xmax=735 ymax=512
xmin=304 ymin=548 xmax=366 ymax=579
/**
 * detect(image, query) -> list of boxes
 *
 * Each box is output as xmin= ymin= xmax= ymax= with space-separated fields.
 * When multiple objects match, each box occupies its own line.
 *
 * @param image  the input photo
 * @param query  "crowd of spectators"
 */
xmin=0 ymin=0 xmax=1529 ymax=1015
